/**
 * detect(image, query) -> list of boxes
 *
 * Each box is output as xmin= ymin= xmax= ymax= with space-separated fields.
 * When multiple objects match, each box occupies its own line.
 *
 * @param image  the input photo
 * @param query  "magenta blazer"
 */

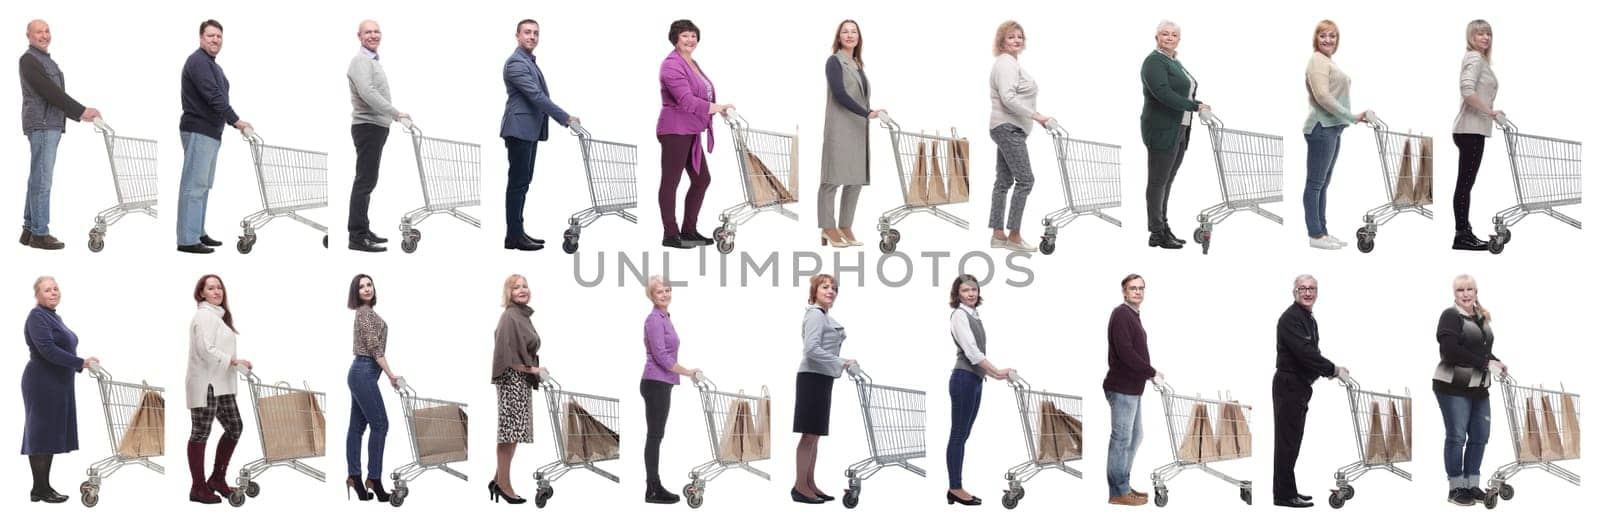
xmin=656 ymin=50 xmax=716 ymax=172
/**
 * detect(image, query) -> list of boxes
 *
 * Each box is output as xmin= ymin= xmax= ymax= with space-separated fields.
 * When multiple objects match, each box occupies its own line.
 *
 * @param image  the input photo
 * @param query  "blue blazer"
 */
xmin=500 ymin=47 xmax=571 ymax=142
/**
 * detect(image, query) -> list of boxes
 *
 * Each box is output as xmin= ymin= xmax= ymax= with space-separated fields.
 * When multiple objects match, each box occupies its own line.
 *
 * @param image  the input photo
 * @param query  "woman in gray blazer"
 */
xmin=792 ymin=274 xmax=856 ymax=504
xmin=819 ymin=20 xmax=884 ymax=248
xmin=1450 ymin=19 xmax=1505 ymax=252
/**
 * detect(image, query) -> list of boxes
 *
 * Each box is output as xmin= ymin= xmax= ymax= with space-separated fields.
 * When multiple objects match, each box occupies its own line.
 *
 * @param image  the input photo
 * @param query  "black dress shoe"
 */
xmin=505 ymin=238 xmax=544 ymax=251
xmin=815 ymin=491 xmax=836 ymax=501
xmin=1273 ymin=497 xmax=1314 ymax=508
xmin=199 ymin=234 xmax=223 ymax=247
xmin=1163 ymin=227 xmax=1188 ymax=245
xmin=662 ymin=236 xmax=694 ymax=249
xmin=946 ymin=491 xmax=982 ymax=506
xmin=1148 ymin=232 xmax=1182 ymax=249
xmin=644 ymin=486 xmax=680 ymax=504
xmin=29 ymin=490 xmax=69 ymax=503
xmin=1298 ymin=494 xmax=1313 ymax=501
xmin=363 ymin=232 xmax=389 ymax=244
xmin=177 ymin=243 xmax=215 ymax=254
xmin=790 ymin=487 xmax=825 ymax=504
xmin=679 ymin=230 xmax=714 ymax=246
xmin=349 ymin=238 xmax=387 ymax=252
xmin=1452 ymin=231 xmax=1488 ymax=251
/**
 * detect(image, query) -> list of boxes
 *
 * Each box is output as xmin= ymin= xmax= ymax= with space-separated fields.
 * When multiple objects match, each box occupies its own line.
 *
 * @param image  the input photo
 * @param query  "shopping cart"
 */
xmin=711 ymin=109 xmax=798 ymax=255
xmin=1486 ymin=117 xmax=1583 ymax=254
xmin=1150 ymin=378 xmax=1253 ymax=507
xmin=532 ymin=374 xmax=621 ymax=508
xmin=875 ymin=111 xmax=970 ymax=253
xmin=1483 ymin=372 xmax=1581 ymax=509
xmin=561 ymin=123 xmax=637 ymax=254
xmin=841 ymin=364 xmax=926 ymax=509
xmin=78 ymin=366 xmax=165 ymax=507
xmin=1352 ymin=114 xmax=1434 ymax=253
xmin=86 ymin=119 xmax=157 ymax=252
xmin=387 ymin=378 xmax=468 ymax=508
xmin=1193 ymin=111 xmax=1283 ymax=254
xmin=1328 ymin=376 xmax=1412 ymax=508
xmin=681 ymin=373 xmax=771 ymax=508
xmin=397 ymin=119 xmax=481 ymax=253
xmin=230 ymin=368 xmax=328 ymax=507
xmin=1037 ymin=121 xmax=1122 ymax=255
xmin=1000 ymin=372 xmax=1082 ymax=509
xmin=235 ymin=128 xmax=329 ymax=253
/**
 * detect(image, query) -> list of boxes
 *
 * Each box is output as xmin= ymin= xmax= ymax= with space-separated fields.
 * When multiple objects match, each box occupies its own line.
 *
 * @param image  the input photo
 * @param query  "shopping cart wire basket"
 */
xmin=1193 ymin=111 xmax=1283 ymax=255
xmin=999 ymin=372 xmax=1083 ymax=509
xmin=397 ymin=118 xmax=481 ymax=253
xmin=561 ymin=123 xmax=638 ymax=254
xmin=681 ymin=373 xmax=771 ymax=508
xmin=236 ymin=127 xmax=330 ymax=253
xmin=387 ymin=378 xmax=469 ymax=507
xmin=79 ymin=365 xmax=165 ymax=507
xmin=1150 ymin=378 xmax=1253 ymax=507
xmin=711 ymin=109 xmax=799 ymax=255
xmin=532 ymin=374 xmax=621 ymax=508
xmin=841 ymin=364 xmax=926 ymax=509
xmin=86 ymin=118 xmax=158 ymax=252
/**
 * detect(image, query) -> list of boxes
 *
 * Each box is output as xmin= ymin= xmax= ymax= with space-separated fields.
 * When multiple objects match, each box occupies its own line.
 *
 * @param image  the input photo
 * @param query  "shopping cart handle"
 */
xmin=1335 ymin=374 xmax=1358 ymax=389
xmin=876 ymin=110 xmax=898 ymax=131
xmin=1363 ymin=112 xmax=1387 ymax=130
xmin=719 ymin=108 xmax=746 ymax=128
xmin=87 ymin=363 xmax=108 ymax=379
xmin=1150 ymin=375 xmax=1172 ymax=393
xmin=692 ymin=371 xmax=711 ymax=386
xmin=845 ymin=363 xmax=868 ymax=382
xmin=239 ymin=126 xmax=262 ymax=144
xmin=1494 ymin=113 xmax=1515 ymax=132
xmin=235 ymin=365 xmax=261 ymax=384
xmin=568 ymin=123 xmax=591 ymax=139
xmin=1198 ymin=110 xmax=1221 ymax=128
xmin=397 ymin=117 xmax=417 ymax=133
xmin=1006 ymin=371 xmax=1029 ymax=390
xmin=91 ymin=117 xmax=113 ymax=135
xmin=1043 ymin=118 xmax=1066 ymax=135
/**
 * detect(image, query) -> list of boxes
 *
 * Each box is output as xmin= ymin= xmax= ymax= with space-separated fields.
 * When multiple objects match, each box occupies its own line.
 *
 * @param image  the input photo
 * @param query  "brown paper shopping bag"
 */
xmin=1416 ymin=138 xmax=1435 ymax=205
xmin=1540 ymin=395 xmax=1566 ymax=461
xmin=1177 ymin=403 xmax=1220 ymax=463
xmin=1364 ymin=401 xmax=1389 ymax=464
xmin=1034 ymin=400 xmax=1062 ymax=463
xmin=1386 ymin=400 xmax=1411 ymax=462
xmin=117 ymin=390 xmax=166 ymax=458
xmin=745 ymin=152 xmax=777 ymax=206
xmin=1403 ymin=398 xmax=1413 ymax=460
xmin=413 ymin=404 xmax=469 ymax=465
xmin=1519 ymin=398 xmax=1543 ymax=462
xmin=1225 ymin=402 xmax=1251 ymax=458
xmin=946 ymin=133 xmax=971 ymax=203
xmin=1560 ymin=393 xmax=1580 ymax=459
xmin=750 ymin=396 xmax=772 ymax=460
xmin=926 ymin=141 xmax=949 ymax=204
xmin=309 ymin=393 xmax=326 ymax=456
xmin=1393 ymin=140 xmax=1416 ymax=205
xmin=908 ymin=142 xmax=930 ymax=205
xmin=565 ymin=400 xmax=620 ymax=462
xmin=259 ymin=391 xmax=323 ymax=461
xmin=1061 ymin=414 xmax=1084 ymax=458
xmin=717 ymin=400 xmax=751 ymax=463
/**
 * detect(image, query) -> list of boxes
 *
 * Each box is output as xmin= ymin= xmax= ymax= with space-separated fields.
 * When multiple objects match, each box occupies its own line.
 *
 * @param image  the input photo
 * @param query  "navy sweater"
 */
xmin=179 ymin=48 xmax=239 ymax=139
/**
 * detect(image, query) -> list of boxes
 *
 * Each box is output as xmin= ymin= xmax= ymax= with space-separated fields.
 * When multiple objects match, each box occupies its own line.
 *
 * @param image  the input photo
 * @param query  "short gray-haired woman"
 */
xmin=988 ymin=20 xmax=1051 ymax=253
xmin=1450 ymin=20 xmax=1505 ymax=252
xmin=1140 ymin=20 xmax=1211 ymax=250
xmin=22 ymin=276 xmax=100 ymax=503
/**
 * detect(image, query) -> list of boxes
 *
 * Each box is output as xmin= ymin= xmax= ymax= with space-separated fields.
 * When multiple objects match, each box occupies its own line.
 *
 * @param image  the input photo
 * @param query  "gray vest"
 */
xmin=821 ymin=50 xmax=870 ymax=185
xmin=952 ymin=309 xmax=987 ymax=376
xmin=20 ymin=47 xmax=67 ymax=134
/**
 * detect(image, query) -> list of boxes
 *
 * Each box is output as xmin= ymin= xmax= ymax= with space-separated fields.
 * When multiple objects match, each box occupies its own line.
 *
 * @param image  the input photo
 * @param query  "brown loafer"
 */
xmin=1108 ymin=493 xmax=1147 ymax=506
xmin=1130 ymin=489 xmax=1149 ymax=498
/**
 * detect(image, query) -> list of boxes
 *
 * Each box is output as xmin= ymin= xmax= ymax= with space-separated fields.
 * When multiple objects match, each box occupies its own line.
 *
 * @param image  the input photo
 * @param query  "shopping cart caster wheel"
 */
xmin=842 ymin=490 xmax=859 ymax=509
xmin=1498 ymin=228 xmax=1511 ymax=244
xmin=1153 ymin=490 xmax=1169 ymax=507
xmin=322 ymin=234 xmax=329 ymax=248
xmin=228 ymin=490 xmax=246 ymax=507
xmin=1328 ymin=492 xmax=1345 ymax=509
xmin=1338 ymin=484 xmax=1354 ymax=500
xmin=685 ymin=487 xmax=704 ymax=509
xmin=1194 ymin=228 xmax=1211 ymax=255
xmin=88 ymin=230 xmax=106 ymax=253
xmin=535 ymin=486 xmax=552 ymax=508
xmin=1039 ymin=238 xmax=1056 ymax=255
xmin=81 ymin=488 xmax=99 ymax=508
xmin=245 ymin=481 xmax=260 ymax=498
xmin=1484 ymin=493 xmax=1498 ymax=509
xmin=401 ymin=229 xmax=421 ymax=253
xmin=878 ymin=229 xmax=901 ymax=254
xmin=236 ymin=235 xmax=256 ymax=254
xmin=562 ymin=239 xmax=579 ymax=254
xmin=1487 ymin=236 xmax=1505 ymax=254
xmin=1355 ymin=228 xmax=1374 ymax=253
xmin=1001 ymin=490 xmax=1020 ymax=509
xmin=1240 ymin=488 xmax=1252 ymax=505
xmin=389 ymin=489 xmax=406 ymax=507
xmin=1499 ymin=484 xmax=1514 ymax=500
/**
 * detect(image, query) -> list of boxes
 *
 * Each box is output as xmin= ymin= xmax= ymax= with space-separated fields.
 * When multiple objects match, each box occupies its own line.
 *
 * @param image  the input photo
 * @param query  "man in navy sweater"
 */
xmin=175 ymin=19 xmax=249 ymax=254
xmin=1272 ymin=274 xmax=1350 ymax=508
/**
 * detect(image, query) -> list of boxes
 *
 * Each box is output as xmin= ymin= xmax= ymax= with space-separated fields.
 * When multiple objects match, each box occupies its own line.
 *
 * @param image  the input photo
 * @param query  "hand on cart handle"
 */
xmin=868 ymin=109 xmax=885 ymax=119
xmin=719 ymin=108 xmax=747 ymax=129
xmin=83 ymin=358 xmax=103 ymax=376
xmin=1363 ymin=111 xmax=1388 ymax=130
xmin=91 ymin=116 xmax=113 ymax=134
xmin=568 ymin=122 xmax=591 ymax=139
xmin=844 ymin=360 xmax=864 ymax=380
xmin=1005 ymin=370 xmax=1029 ymax=389
xmin=231 ymin=358 xmax=253 ymax=371
xmin=992 ymin=367 xmax=1016 ymax=381
xmin=1197 ymin=108 xmax=1220 ymax=128
xmin=1151 ymin=372 xmax=1170 ymax=391
xmin=1488 ymin=360 xmax=1509 ymax=377
xmin=711 ymin=103 xmax=735 ymax=116
xmin=398 ymin=116 xmax=417 ymax=133
xmin=388 ymin=372 xmax=403 ymax=389
xmin=1493 ymin=112 xmax=1513 ymax=131
xmin=237 ymin=124 xmax=262 ymax=143
xmin=1031 ymin=113 xmax=1052 ymax=126
xmin=876 ymin=110 xmax=899 ymax=130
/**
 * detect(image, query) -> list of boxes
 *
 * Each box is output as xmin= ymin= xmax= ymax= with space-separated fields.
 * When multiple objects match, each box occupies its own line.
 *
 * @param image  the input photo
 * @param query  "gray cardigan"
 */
xmin=798 ymin=304 xmax=846 ymax=377
xmin=348 ymin=49 xmax=400 ymax=127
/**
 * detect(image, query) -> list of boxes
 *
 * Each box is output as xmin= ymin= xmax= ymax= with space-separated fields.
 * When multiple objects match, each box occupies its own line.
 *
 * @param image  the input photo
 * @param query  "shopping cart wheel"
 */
xmin=1001 ymin=489 xmax=1020 ymax=509
xmin=245 ymin=481 xmax=260 ymax=498
xmin=236 ymin=234 xmax=256 ymax=254
xmin=322 ymin=234 xmax=329 ymax=249
xmin=1194 ymin=228 xmax=1211 ymax=255
xmin=1355 ymin=228 xmax=1374 ymax=253
xmin=1039 ymin=237 xmax=1056 ymax=255
xmin=562 ymin=228 xmax=580 ymax=254
xmin=1153 ymin=488 xmax=1169 ymax=507
xmin=1483 ymin=493 xmax=1498 ymax=509
xmin=713 ymin=226 xmax=734 ymax=255
xmin=1328 ymin=491 xmax=1345 ymax=509
xmin=684 ymin=484 xmax=704 ymax=509
xmin=1498 ymin=484 xmax=1514 ymax=500
xmin=1240 ymin=487 xmax=1252 ymax=505
xmin=842 ymin=489 xmax=859 ymax=509
xmin=1487 ymin=236 xmax=1506 ymax=254
xmin=401 ymin=229 xmax=421 ymax=254
xmin=389 ymin=488 xmax=407 ymax=507
xmin=1498 ymin=228 xmax=1512 ymax=244
xmin=1339 ymin=484 xmax=1354 ymax=500
xmin=228 ymin=490 xmax=245 ymax=507
xmin=88 ymin=229 xmax=106 ymax=253
xmin=878 ymin=229 xmax=900 ymax=254
xmin=80 ymin=481 xmax=99 ymax=507
xmin=535 ymin=485 xmax=552 ymax=508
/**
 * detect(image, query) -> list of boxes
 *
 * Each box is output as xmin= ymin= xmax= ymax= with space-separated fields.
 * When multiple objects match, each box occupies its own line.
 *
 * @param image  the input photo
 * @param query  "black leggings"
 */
xmin=640 ymin=380 xmax=673 ymax=484
xmin=1452 ymin=133 xmax=1487 ymax=232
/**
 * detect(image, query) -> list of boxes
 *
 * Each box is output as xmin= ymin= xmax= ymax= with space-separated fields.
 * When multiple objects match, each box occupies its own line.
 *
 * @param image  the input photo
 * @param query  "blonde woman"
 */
xmin=987 ymin=21 xmax=1051 ymax=253
xmin=1450 ymin=20 xmax=1505 ymax=251
xmin=1303 ymin=20 xmax=1370 ymax=250
xmin=639 ymin=275 xmax=700 ymax=504
xmin=489 ymin=274 xmax=546 ymax=504
xmin=1433 ymin=274 xmax=1506 ymax=506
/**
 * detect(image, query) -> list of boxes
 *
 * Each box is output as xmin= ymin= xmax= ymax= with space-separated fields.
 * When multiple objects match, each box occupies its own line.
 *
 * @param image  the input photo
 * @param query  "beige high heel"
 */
xmin=821 ymin=229 xmax=850 ymax=248
xmin=840 ymin=228 xmax=864 ymax=246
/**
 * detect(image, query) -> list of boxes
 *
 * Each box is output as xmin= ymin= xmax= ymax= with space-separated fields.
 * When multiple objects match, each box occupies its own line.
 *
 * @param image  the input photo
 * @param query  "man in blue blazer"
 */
xmin=501 ymin=19 xmax=579 ymax=251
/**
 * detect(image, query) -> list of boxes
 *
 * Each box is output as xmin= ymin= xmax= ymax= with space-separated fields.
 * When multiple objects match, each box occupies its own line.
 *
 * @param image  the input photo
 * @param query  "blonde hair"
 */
xmin=502 ymin=274 xmax=527 ymax=308
xmin=1312 ymin=20 xmax=1339 ymax=55
xmin=645 ymin=275 xmax=670 ymax=300
xmin=1453 ymin=274 xmax=1492 ymax=321
xmin=33 ymin=275 xmax=55 ymax=294
xmin=1465 ymin=19 xmax=1493 ymax=62
xmin=992 ymin=20 xmax=1025 ymax=56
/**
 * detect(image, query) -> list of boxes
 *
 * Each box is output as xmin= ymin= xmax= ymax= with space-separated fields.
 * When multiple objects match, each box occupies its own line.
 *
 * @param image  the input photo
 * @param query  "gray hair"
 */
xmin=1156 ymin=20 xmax=1180 ymax=35
xmin=646 ymin=275 xmax=669 ymax=300
xmin=33 ymin=275 xmax=55 ymax=294
xmin=1292 ymin=274 xmax=1317 ymax=293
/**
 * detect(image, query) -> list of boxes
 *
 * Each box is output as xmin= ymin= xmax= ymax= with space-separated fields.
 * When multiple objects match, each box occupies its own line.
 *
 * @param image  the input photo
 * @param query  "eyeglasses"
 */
xmin=1126 ymin=286 xmax=1146 ymax=291
xmin=1296 ymin=286 xmax=1318 ymax=293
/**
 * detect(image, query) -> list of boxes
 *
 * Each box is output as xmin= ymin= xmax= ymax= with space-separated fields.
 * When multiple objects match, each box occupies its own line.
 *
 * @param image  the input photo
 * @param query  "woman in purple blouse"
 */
xmin=657 ymin=19 xmax=734 ymax=249
xmin=641 ymin=275 xmax=701 ymax=504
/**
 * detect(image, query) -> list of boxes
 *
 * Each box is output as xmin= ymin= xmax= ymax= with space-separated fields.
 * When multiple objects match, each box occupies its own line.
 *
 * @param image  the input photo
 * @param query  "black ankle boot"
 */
xmin=645 ymin=481 xmax=680 ymax=504
xmin=1452 ymin=230 xmax=1488 ymax=251
xmin=346 ymin=476 xmax=372 ymax=501
xmin=1148 ymin=232 xmax=1182 ymax=249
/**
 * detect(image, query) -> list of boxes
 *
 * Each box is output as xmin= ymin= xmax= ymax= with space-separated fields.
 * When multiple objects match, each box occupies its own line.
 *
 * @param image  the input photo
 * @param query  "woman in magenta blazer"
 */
xmin=657 ymin=19 xmax=734 ymax=250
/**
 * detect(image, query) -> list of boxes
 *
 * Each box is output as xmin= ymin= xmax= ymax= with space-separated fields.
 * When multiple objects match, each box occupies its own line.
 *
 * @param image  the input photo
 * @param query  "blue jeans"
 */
xmin=946 ymin=369 xmax=983 ymax=489
xmin=347 ymin=356 xmax=388 ymax=480
xmin=1105 ymin=390 xmax=1144 ymax=498
xmin=176 ymin=132 xmax=222 ymax=245
xmin=1303 ymin=123 xmax=1344 ymax=238
xmin=1436 ymin=391 xmax=1491 ymax=489
xmin=24 ymin=129 xmax=62 ymax=236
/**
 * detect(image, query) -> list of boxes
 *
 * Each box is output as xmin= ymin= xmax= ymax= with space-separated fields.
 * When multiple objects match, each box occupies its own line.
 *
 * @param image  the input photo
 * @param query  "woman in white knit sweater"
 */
xmin=987 ymin=20 xmax=1052 ymax=253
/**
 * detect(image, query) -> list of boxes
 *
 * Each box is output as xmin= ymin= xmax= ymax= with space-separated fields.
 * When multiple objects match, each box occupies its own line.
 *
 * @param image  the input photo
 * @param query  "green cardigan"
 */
xmin=1140 ymin=50 xmax=1202 ymax=151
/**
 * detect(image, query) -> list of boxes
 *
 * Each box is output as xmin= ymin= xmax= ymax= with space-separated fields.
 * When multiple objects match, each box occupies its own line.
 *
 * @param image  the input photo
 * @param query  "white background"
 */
xmin=2 ymin=0 xmax=1588 ymax=525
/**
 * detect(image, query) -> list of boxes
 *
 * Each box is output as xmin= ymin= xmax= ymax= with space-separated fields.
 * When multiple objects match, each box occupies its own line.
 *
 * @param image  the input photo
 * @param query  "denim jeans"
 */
xmin=23 ymin=129 xmax=62 ymax=236
xmin=1303 ymin=123 xmax=1344 ymax=238
xmin=347 ymin=356 xmax=388 ymax=480
xmin=1105 ymin=389 xmax=1144 ymax=497
xmin=176 ymin=132 xmax=222 ymax=245
xmin=946 ymin=369 xmax=983 ymax=489
xmin=1436 ymin=391 xmax=1492 ymax=489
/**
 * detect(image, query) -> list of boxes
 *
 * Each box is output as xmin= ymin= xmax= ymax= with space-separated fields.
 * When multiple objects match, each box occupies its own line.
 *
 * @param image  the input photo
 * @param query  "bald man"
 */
xmin=19 ymin=20 xmax=100 ymax=251
xmin=347 ymin=19 xmax=407 ymax=252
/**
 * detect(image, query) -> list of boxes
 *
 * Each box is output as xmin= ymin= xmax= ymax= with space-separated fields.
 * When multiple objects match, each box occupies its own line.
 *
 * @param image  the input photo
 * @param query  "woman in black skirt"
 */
xmin=792 ymin=273 xmax=855 ymax=504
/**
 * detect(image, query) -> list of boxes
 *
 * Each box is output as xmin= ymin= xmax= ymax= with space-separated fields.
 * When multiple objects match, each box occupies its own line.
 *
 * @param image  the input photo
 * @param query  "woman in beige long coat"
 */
xmin=819 ymin=20 xmax=884 ymax=248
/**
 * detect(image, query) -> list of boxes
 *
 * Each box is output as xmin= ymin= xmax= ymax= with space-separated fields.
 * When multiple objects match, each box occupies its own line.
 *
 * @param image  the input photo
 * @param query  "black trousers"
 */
xmin=640 ymin=379 xmax=673 ymax=484
xmin=1145 ymin=126 xmax=1191 ymax=234
xmin=1272 ymin=371 xmax=1313 ymax=501
xmin=348 ymin=124 xmax=391 ymax=237
xmin=1452 ymin=133 xmax=1487 ymax=232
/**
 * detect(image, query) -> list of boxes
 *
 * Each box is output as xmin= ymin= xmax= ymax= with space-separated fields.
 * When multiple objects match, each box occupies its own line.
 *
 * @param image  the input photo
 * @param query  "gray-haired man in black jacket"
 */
xmin=1273 ymin=274 xmax=1349 ymax=508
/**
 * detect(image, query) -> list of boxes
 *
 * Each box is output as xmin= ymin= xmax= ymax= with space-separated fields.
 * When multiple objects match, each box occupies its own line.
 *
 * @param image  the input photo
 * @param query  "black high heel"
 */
xmin=947 ymin=490 xmax=982 ymax=506
xmin=365 ymin=478 xmax=391 ymax=502
xmin=346 ymin=476 xmax=372 ymax=501
xmin=489 ymin=480 xmax=527 ymax=504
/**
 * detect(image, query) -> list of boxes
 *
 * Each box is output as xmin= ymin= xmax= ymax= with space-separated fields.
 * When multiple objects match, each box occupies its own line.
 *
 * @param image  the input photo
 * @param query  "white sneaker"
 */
xmin=991 ymin=238 xmax=1008 ymax=248
xmin=1004 ymin=239 xmax=1038 ymax=252
xmin=1326 ymin=234 xmax=1349 ymax=247
xmin=1309 ymin=237 xmax=1342 ymax=250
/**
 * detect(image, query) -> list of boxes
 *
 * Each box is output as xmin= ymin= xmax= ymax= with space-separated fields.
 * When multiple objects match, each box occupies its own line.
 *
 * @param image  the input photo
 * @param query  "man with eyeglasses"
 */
xmin=1273 ymin=274 xmax=1350 ymax=508
xmin=1104 ymin=273 xmax=1161 ymax=506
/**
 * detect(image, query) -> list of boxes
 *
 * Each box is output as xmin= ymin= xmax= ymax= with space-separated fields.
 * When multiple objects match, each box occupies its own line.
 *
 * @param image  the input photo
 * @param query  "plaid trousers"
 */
xmin=190 ymin=386 xmax=244 ymax=442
